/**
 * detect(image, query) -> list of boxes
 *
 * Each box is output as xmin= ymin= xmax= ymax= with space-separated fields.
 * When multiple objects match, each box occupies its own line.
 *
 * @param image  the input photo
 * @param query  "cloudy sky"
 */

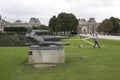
xmin=0 ymin=0 xmax=120 ymax=25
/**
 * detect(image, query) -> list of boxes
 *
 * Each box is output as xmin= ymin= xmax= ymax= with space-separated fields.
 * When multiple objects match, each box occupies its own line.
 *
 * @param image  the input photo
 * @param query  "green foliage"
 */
xmin=97 ymin=19 xmax=113 ymax=34
xmin=49 ymin=12 xmax=78 ymax=35
xmin=110 ymin=17 xmax=120 ymax=34
xmin=97 ymin=17 xmax=120 ymax=35
xmin=34 ymin=25 xmax=49 ymax=30
xmin=49 ymin=16 xmax=57 ymax=33
xmin=0 ymin=34 xmax=26 ymax=46
xmin=4 ymin=27 xmax=27 ymax=33
xmin=0 ymin=37 xmax=120 ymax=80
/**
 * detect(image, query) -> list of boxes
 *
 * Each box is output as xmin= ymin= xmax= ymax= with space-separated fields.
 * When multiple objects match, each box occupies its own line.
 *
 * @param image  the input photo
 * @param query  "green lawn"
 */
xmin=0 ymin=36 xmax=120 ymax=80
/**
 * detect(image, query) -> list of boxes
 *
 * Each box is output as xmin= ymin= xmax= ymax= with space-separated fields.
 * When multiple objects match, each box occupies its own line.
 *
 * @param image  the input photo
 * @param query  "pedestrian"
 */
xmin=93 ymin=34 xmax=100 ymax=48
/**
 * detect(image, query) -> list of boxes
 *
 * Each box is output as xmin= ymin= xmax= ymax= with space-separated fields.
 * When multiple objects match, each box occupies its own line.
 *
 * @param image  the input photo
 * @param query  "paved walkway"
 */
xmin=79 ymin=34 xmax=120 ymax=41
xmin=77 ymin=35 xmax=94 ymax=45
xmin=83 ymin=39 xmax=93 ymax=45
xmin=98 ymin=35 xmax=120 ymax=41
xmin=78 ymin=34 xmax=120 ymax=47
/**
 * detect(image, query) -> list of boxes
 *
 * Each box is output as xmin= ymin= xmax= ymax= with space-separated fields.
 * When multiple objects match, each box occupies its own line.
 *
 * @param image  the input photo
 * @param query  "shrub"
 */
xmin=0 ymin=34 xmax=26 ymax=46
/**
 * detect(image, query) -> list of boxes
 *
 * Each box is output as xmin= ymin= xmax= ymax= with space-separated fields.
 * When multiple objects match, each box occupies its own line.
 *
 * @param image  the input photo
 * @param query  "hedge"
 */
xmin=0 ymin=34 xmax=26 ymax=46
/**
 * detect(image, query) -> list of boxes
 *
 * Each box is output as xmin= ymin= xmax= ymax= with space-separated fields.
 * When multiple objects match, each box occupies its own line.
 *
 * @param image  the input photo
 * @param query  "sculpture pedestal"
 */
xmin=28 ymin=45 xmax=65 ymax=66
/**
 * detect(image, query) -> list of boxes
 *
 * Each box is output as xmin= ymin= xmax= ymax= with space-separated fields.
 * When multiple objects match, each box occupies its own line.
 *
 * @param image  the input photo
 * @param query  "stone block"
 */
xmin=28 ymin=48 xmax=65 ymax=64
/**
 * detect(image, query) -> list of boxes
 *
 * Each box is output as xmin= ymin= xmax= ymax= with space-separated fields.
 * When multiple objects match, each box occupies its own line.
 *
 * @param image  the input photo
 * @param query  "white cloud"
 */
xmin=0 ymin=0 xmax=120 ymax=25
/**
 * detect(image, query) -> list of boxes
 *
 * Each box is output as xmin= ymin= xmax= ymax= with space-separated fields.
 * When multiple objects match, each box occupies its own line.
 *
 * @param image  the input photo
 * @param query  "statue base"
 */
xmin=28 ymin=45 xmax=65 ymax=66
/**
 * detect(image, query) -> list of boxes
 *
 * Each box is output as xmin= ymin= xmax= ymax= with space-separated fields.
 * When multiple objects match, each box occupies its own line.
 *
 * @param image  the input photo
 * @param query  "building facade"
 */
xmin=6 ymin=20 xmax=31 ymax=28
xmin=0 ymin=15 xmax=10 ymax=32
xmin=0 ymin=15 xmax=41 ymax=32
xmin=6 ymin=18 xmax=41 ymax=28
xmin=29 ymin=18 xmax=41 ymax=27
xmin=78 ymin=18 xmax=99 ymax=35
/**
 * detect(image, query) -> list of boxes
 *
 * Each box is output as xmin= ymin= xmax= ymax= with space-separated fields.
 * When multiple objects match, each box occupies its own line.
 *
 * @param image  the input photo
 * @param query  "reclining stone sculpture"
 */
xmin=25 ymin=27 xmax=69 ymax=47
xmin=26 ymin=26 xmax=69 ymax=65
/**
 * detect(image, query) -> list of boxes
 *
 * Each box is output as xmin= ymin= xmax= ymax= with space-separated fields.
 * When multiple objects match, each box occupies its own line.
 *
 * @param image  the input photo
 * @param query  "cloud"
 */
xmin=0 ymin=0 xmax=120 ymax=25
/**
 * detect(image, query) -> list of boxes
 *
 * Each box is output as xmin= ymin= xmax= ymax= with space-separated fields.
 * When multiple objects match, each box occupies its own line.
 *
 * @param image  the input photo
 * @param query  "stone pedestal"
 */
xmin=28 ymin=45 xmax=65 ymax=65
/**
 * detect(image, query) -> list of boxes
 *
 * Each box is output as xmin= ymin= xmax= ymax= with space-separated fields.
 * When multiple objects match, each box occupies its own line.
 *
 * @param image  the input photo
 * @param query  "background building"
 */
xmin=78 ymin=18 xmax=99 ymax=35
xmin=0 ymin=15 xmax=41 ymax=32
xmin=29 ymin=18 xmax=41 ymax=27
xmin=0 ymin=15 xmax=10 ymax=32
xmin=6 ymin=18 xmax=41 ymax=28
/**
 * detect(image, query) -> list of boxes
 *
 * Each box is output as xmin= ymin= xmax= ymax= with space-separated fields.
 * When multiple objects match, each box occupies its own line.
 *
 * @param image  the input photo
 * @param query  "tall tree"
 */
xmin=49 ymin=12 xmax=78 ymax=35
xmin=49 ymin=16 xmax=57 ymax=34
xmin=56 ymin=13 xmax=68 ymax=33
xmin=97 ymin=17 xmax=120 ymax=35
xmin=110 ymin=17 xmax=120 ymax=34
xmin=97 ymin=19 xmax=113 ymax=34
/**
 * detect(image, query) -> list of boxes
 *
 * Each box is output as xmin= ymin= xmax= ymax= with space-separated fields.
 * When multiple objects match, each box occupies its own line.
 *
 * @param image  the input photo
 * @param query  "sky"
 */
xmin=0 ymin=0 xmax=120 ymax=25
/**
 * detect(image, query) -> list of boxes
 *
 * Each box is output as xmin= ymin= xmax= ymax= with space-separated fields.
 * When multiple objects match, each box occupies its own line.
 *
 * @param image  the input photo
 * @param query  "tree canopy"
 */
xmin=97 ymin=17 xmax=120 ymax=35
xmin=49 ymin=12 xmax=78 ymax=35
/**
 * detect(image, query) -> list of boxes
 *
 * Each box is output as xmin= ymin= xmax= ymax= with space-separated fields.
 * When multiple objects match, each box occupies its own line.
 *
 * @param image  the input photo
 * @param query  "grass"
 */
xmin=88 ymin=38 xmax=120 ymax=46
xmin=0 ymin=36 xmax=120 ymax=80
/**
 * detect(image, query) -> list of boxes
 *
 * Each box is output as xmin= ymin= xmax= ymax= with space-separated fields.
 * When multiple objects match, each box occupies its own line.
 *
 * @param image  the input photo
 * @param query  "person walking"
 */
xmin=93 ymin=34 xmax=100 ymax=48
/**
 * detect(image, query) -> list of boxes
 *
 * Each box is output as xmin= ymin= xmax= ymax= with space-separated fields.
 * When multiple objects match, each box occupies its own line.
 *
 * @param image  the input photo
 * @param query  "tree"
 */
xmin=49 ymin=16 xmax=57 ymax=35
xmin=56 ymin=12 xmax=79 ymax=34
xmin=110 ymin=17 xmax=120 ymax=34
xmin=97 ymin=19 xmax=113 ymax=34
xmin=67 ymin=13 xmax=79 ymax=33
xmin=49 ymin=12 xmax=79 ymax=35
xmin=56 ymin=13 xmax=67 ymax=34
xmin=97 ymin=17 xmax=120 ymax=35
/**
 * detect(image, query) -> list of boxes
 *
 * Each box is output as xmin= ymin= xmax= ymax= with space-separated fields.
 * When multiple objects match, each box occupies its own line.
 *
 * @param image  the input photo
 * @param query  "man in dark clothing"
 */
xmin=93 ymin=34 xmax=100 ymax=48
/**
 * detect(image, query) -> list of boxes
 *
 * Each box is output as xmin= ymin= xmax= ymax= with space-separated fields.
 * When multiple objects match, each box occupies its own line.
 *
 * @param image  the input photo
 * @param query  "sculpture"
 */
xmin=26 ymin=26 xmax=69 ymax=65
xmin=25 ymin=27 xmax=69 ymax=47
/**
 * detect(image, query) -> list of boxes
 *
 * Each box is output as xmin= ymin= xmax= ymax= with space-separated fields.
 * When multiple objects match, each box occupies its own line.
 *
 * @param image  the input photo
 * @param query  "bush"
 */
xmin=0 ymin=34 xmax=26 ymax=46
xmin=4 ymin=27 xmax=27 ymax=33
